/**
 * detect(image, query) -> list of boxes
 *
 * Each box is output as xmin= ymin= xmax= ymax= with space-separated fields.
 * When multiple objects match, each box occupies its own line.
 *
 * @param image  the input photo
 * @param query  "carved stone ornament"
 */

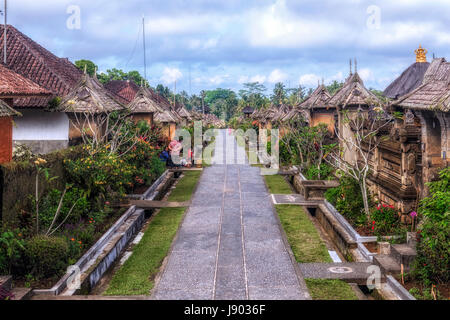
xmin=404 ymin=109 xmax=415 ymax=125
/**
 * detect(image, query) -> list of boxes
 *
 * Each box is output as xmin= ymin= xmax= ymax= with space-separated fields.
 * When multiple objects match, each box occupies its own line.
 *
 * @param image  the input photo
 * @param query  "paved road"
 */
xmin=151 ymin=129 xmax=310 ymax=300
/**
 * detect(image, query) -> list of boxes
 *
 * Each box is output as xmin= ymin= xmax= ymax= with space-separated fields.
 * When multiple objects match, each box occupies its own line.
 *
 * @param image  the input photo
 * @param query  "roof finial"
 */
xmin=354 ymin=58 xmax=357 ymax=73
xmin=322 ymin=78 xmax=324 ymax=86
xmin=83 ymin=64 xmax=87 ymax=75
xmin=415 ymin=45 xmax=428 ymax=63
xmin=93 ymin=67 xmax=98 ymax=80
xmin=349 ymin=59 xmax=353 ymax=76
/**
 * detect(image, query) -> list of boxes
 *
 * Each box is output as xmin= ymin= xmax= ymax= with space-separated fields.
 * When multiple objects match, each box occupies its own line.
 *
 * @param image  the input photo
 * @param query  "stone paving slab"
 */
xmin=152 ymin=130 xmax=310 ymax=300
xmin=299 ymin=262 xmax=386 ymax=284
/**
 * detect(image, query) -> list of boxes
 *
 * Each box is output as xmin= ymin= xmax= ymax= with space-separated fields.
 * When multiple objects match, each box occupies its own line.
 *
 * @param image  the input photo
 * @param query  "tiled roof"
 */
xmin=0 ymin=63 xmax=51 ymax=97
xmin=0 ymin=99 xmax=21 ymax=117
xmin=0 ymin=25 xmax=82 ymax=108
xmin=104 ymin=80 xmax=140 ymax=104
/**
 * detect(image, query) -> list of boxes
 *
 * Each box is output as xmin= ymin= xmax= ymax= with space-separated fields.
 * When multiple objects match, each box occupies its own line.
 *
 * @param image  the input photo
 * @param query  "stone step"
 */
xmin=11 ymin=287 xmax=33 ymax=300
xmin=391 ymin=244 xmax=417 ymax=268
xmin=0 ymin=276 xmax=12 ymax=291
xmin=373 ymin=255 xmax=402 ymax=274
xmin=299 ymin=262 xmax=386 ymax=285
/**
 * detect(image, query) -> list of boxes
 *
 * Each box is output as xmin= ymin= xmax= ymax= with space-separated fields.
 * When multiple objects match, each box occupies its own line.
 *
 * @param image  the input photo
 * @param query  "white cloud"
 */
xmin=299 ymin=73 xmax=321 ymax=87
xmin=161 ymin=67 xmax=183 ymax=84
xmin=268 ymin=69 xmax=288 ymax=83
xmin=358 ymin=68 xmax=374 ymax=82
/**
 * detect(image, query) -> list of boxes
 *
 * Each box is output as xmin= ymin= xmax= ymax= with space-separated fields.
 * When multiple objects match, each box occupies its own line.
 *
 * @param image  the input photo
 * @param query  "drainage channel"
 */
xmin=88 ymin=172 xmax=186 ymax=296
xmin=303 ymin=206 xmax=380 ymax=300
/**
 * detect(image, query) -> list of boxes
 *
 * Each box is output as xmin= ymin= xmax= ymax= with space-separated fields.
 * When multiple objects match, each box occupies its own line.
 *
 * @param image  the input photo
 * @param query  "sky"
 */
xmin=5 ymin=0 xmax=450 ymax=95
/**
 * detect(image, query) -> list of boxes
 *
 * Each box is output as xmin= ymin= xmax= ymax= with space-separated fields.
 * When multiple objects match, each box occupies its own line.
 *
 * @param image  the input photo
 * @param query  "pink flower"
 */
xmin=410 ymin=211 xmax=417 ymax=218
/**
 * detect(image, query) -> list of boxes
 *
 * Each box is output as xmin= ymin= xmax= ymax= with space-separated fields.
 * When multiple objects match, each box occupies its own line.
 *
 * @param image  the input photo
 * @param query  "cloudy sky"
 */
xmin=6 ymin=0 xmax=450 ymax=94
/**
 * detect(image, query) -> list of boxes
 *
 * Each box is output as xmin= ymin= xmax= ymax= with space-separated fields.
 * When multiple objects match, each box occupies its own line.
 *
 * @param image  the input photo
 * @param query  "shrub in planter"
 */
xmin=371 ymin=204 xmax=401 ymax=235
xmin=305 ymin=163 xmax=334 ymax=180
xmin=25 ymin=235 xmax=69 ymax=279
xmin=325 ymin=176 xmax=370 ymax=226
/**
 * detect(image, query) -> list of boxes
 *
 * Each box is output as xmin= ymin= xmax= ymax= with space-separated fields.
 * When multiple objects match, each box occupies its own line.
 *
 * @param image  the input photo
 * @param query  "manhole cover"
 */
xmin=328 ymin=267 xmax=354 ymax=274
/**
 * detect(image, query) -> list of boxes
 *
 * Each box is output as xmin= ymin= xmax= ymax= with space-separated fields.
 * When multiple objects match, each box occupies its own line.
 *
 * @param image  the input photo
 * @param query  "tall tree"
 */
xmin=75 ymin=60 xmax=98 ymax=77
xmin=271 ymin=82 xmax=287 ymax=105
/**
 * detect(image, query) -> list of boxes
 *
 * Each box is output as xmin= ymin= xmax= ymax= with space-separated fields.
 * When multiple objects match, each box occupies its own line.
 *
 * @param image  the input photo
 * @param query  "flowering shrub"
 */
xmin=371 ymin=203 xmax=401 ymax=235
xmin=64 ymin=149 xmax=134 ymax=198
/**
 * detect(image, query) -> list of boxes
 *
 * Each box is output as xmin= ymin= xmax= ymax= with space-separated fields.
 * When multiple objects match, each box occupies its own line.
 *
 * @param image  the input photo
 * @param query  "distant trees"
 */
xmin=75 ymin=60 xmax=98 ymax=77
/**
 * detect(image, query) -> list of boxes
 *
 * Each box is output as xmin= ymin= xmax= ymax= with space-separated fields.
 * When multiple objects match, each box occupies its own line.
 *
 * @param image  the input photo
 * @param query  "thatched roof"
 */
xmin=383 ymin=62 xmax=430 ymax=99
xmin=175 ymin=103 xmax=192 ymax=120
xmin=328 ymin=72 xmax=381 ymax=108
xmin=281 ymin=105 xmax=310 ymax=123
xmin=58 ymin=74 xmax=126 ymax=113
xmin=271 ymin=104 xmax=292 ymax=122
xmin=298 ymin=84 xmax=331 ymax=109
xmin=0 ymin=99 xmax=21 ymax=117
xmin=261 ymin=104 xmax=279 ymax=123
xmin=242 ymin=106 xmax=255 ymax=114
xmin=394 ymin=58 xmax=450 ymax=112
xmin=128 ymin=87 xmax=164 ymax=114
xmin=0 ymin=64 xmax=51 ymax=98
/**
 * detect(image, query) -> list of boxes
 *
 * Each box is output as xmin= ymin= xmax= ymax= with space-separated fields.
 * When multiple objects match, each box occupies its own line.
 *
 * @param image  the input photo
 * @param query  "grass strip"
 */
xmin=167 ymin=171 xmax=202 ymax=202
xmin=104 ymin=171 xmax=201 ymax=295
xmin=275 ymin=204 xmax=358 ymax=300
xmin=276 ymin=205 xmax=332 ymax=263
xmin=305 ymin=279 xmax=359 ymax=300
xmin=264 ymin=174 xmax=292 ymax=194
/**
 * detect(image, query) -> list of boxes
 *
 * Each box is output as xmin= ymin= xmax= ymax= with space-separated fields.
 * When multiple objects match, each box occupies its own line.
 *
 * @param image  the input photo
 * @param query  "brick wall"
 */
xmin=0 ymin=117 xmax=13 ymax=163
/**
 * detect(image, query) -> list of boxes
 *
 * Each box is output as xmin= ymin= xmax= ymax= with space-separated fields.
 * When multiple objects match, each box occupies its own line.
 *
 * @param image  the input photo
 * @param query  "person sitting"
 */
xmin=159 ymin=147 xmax=172 ymax=167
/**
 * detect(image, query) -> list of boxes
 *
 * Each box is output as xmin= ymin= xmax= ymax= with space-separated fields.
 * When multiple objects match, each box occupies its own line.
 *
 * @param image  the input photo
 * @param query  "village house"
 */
xmin=105 ymin=80 xmax=184 ymax=140
xmin=386 ymin=50 xmax=450 ymax=209
xmin=298 ymin=83 xmax=335 ymax=135
xmin=0 ymin=25 xmax=83 ymax=154
xmin=127 ymin=86 xmax=164 ymax=126
xmin=0 ymin=63 xmax=53 ymax=160
xmin=0 ymin=100 xmax=20 ymax=163
xmin=57 ymin=73 xmax=126 ymax=142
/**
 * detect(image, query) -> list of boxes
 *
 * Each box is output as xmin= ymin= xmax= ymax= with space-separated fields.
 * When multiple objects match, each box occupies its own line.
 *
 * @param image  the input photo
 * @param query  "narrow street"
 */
xmin=151 ymin=129 xmax=310 ymax=300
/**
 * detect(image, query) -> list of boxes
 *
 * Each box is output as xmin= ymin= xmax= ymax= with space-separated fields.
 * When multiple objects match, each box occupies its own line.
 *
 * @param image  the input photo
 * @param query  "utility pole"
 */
xmin=201 ymin=91 xmax=205 ymax=115
xmin=3 ymin=0 xmax=7 ymax=64
xmin=173 ymin=80 xmax=176 ymax=108
xmin=142 ymin=16 xmax=147 ymax=83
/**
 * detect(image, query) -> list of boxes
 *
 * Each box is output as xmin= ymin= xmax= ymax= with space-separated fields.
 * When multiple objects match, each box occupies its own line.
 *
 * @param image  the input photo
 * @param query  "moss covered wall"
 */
xmin=0 ymin=146 xmax=82 ymax=227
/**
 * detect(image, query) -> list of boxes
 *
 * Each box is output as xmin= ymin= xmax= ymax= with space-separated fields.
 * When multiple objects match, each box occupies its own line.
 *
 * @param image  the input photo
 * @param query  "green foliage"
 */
xmin=97 ymin=68 xmax=148 ymax=87
xmin=371 ymin=204 xmax=402 ymax=236
xmin=412 ymin=167 xmax=450 ymax=286
xmin=64 ymin=149 xmax=134 ymax=199
xmin=305 ymin=163 xmax=334 ymax=180
xmin=74 ymin=59 xmax=98 ymax=76
xmin=280 ymin=122 xmax=336 ymax=179
xmin=325 ymin=175 xmax=369 ymax=226
xmin=24 ymin=235 xmax=69 ymax=279
xmin=0 ymin=230 xmax=25 ymax=275
xmin=36 ymin=187 xmax=90 ymax=232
